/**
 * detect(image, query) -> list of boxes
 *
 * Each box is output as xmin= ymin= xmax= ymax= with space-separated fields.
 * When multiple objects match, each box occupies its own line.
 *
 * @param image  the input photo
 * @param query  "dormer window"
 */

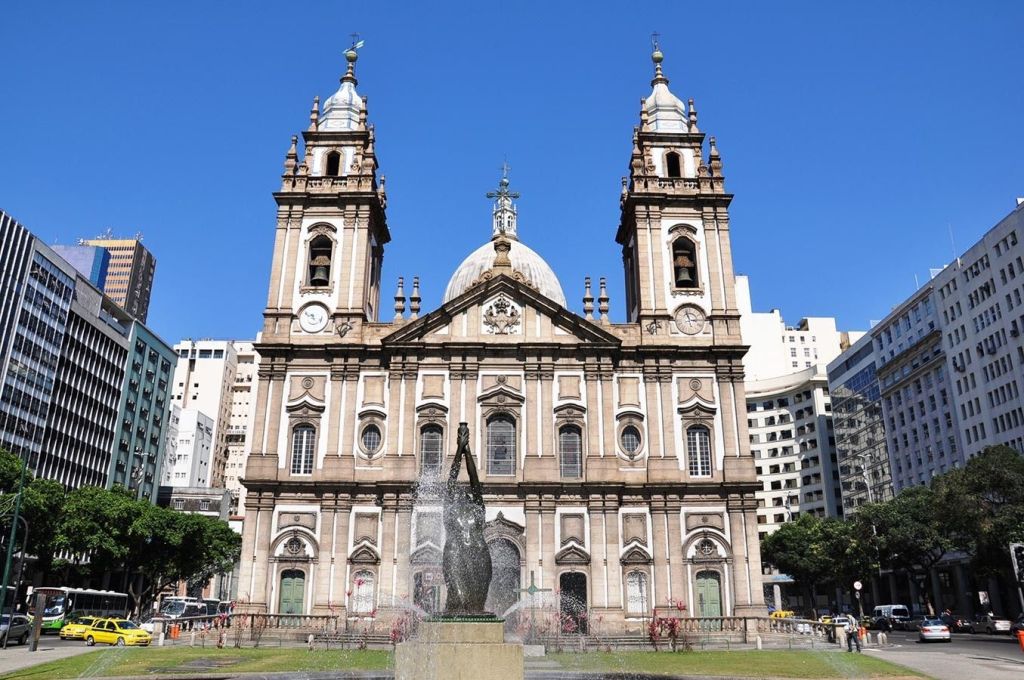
xmin=665 ymin=151 xmax=682 ymax=178
xmin=325 ymin=150 xmax=342 ymax=176
xmin=308 ymin=235 xmax=332 ymax=287
xmin=672 ymin=237 xmax=698 ymax=288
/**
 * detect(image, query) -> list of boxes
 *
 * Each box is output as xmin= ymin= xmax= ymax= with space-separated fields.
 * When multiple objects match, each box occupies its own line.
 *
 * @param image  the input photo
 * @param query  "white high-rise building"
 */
xmin=737 ymin=276 xmax=863 ymax=536
xmin=171 ymin=340 xmax=238 ymax=487
xmin=224 ymin=341 xmax=259 ymax=516
xmin=162 ymin=408 xmax=214 ymax=487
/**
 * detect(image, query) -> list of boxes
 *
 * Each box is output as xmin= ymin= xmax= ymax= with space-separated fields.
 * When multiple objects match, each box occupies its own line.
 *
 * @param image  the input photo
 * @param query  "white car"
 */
xmin=967 ymin=613 xmax=1012 ymax=634
xmin=918 ymin=618 xmax=951 ymax=642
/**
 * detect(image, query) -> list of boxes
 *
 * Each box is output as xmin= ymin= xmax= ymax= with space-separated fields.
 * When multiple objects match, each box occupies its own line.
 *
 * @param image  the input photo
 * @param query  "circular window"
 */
xmin=621 ymin=425 xmax=642 ymax=456
xmin=696 ymin=539 xmax=717 ymax=557
xmin=361 ymin=424 xmax=382 ymax=456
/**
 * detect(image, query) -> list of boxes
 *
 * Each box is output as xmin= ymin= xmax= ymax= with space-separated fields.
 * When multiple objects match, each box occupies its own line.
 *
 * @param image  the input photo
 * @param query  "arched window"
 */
xmin=687 ymin=425 xmax=712 ymax=477
xmin=665 ymin=151 xmax=682 ymax=178
xmin=307 ymin=235 xmax=332 ymax=287
xmin=671 ymin=237 xmax=698 ymax=288
xmin=625 ymin=571 xmax=649 ymax=615
xmin=486 ymin=415 xmax=516 ymax=475
xmin=351 ymin=570 xmax=375 ymax=614
xmin=420 ymin=425 xmax=443 ymax=475
xmin=325 ymin=150 xmax=342 ymax=176
xmin=559 ymin=425 xmax=582 ymax=478
xmin=290 ymin=425 xmax=315 ymax=475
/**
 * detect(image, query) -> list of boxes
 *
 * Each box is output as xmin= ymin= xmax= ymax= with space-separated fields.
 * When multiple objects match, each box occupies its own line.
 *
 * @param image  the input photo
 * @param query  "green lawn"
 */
xmin=2 ymin=647 xmax=392 ymax=680
xmin=549 ymin=651 xmax=924 ymax=678
xmin=3 ymin=647 xmax=923 ymax=680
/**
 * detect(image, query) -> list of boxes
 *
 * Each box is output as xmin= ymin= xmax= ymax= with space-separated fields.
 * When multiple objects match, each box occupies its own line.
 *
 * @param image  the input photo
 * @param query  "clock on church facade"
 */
xmin=237 ymin=44 xmax=766 ymax=631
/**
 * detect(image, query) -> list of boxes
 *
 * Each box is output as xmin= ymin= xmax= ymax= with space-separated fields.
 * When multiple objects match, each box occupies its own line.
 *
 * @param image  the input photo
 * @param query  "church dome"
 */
xmin=443 ymin=238 xmax=567 ymax=306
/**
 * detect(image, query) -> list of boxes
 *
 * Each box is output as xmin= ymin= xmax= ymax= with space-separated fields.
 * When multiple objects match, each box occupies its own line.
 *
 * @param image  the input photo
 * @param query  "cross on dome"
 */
xmin=486 ymin=162 xmax=520 ymax=240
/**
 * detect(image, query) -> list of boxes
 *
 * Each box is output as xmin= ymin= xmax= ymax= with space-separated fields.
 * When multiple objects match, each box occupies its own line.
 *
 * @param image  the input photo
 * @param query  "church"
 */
xmin=238 ymin=44 xmax=766 ymax=632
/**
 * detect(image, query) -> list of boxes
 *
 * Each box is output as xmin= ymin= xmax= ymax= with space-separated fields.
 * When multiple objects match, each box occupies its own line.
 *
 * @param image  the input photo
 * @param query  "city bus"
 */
xmin=28 ymin=587 xmax=130 ymax=633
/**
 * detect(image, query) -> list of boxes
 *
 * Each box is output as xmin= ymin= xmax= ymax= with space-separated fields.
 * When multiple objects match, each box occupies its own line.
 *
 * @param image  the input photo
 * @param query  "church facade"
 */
xmin=238 ymin=46 xmax=765 ymax=631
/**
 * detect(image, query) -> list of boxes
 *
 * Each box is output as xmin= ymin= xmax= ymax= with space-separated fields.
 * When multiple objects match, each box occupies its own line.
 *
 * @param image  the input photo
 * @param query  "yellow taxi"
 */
xmin=60 ymin=615 xmax=99 ymax=640
xmin=85 ymin=618 xmax=152 ymax=646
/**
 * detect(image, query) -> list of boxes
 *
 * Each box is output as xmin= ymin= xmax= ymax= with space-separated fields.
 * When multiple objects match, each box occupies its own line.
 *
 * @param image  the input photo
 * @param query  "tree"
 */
xmin=932 ymin=445 xmax=1024 ymax=579
xmin=859 ymin=486 xmax=951 ymax=616
xmin=760 ymin=513 xmax=833 ymax=616
xmin=0 ymin=449 xmax=66 ymax=580
xmin=55 ymin=485 xmax=137 ymax=580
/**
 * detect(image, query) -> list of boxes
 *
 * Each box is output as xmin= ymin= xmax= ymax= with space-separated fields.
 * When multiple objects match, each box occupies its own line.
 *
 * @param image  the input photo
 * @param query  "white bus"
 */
xmin=28 ymin=587 xmax=130 ymax=633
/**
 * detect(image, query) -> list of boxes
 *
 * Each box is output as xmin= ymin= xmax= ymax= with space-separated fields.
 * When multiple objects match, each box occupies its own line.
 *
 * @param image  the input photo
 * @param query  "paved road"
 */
xmin=868 ymin=630 xmax=1024 ymax=679
xmin=0 ymin=635 xmax=98 ymax=676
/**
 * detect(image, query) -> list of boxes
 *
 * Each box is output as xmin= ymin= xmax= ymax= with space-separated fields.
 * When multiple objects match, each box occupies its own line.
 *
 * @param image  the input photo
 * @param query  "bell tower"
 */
xmin=263 ymin=44 xmax=390 ymax=343
xmin=616 ymin=44 xmax=740 ymax=342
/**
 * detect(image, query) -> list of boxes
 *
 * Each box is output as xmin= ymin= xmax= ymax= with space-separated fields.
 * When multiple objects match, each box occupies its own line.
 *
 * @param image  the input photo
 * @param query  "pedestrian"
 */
xmin=845 ymin=616 xmax=861 ymax=653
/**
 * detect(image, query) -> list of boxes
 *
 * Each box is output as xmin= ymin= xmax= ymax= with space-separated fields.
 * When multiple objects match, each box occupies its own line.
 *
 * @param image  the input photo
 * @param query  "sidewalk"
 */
xmin=866 ymin=647 xmax=1024 ymax=680
xmin=0 ymin=642 xmax=98 ymax=676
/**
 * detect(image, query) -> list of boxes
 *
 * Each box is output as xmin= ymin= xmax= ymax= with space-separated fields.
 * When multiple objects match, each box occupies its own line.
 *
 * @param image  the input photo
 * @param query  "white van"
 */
xmin=872 ymin=604 xmax=910 ymax=630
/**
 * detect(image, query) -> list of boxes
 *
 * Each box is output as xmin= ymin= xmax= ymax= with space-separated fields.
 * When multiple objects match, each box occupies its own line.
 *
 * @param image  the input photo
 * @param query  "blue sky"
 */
xmin=2 ymin=1 xmax=1022 ymax=342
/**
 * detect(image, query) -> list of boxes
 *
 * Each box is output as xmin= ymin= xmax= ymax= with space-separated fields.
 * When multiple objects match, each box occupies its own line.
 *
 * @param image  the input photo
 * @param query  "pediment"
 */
xmin=410 ymin=543 xmax=442 ymax=565
xmin=382 ymin=275 xmax=620 ymax=347
xmin=349 ymin=544 xmax=380 ymax=565
xmin=478 ymin=384 xmax=526 ymax=406
xmin=555 ymin=543 xmax=591 ymax=565
xmin=621 ymin=545 xmax=653 ymax=565
xmin=285 ymin=398 xmax=325 ymax=416
xmin=485 ymin=511 xmax=526 ymax=538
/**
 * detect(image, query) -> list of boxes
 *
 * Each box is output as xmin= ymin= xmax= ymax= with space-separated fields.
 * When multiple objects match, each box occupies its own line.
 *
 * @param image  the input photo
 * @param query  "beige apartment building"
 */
xmin=237 ymin=47 xmax=766 ymax=630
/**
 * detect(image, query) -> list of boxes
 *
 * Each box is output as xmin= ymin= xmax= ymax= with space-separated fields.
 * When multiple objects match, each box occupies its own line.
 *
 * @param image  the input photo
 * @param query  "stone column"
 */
xmin=665 ymin=496 xmax=685 ymax=606
xmin=953 ymin=562 xmax=972 ymax=616
xmin=540 ymin=367 xmax=554 ymax=458
xmin=650 ymin=495 xmax=671 ymax=606
xmin=930 ymin=567 xmax=943 ymax=613
xmin=604 ymin=495 xmax=622 ymax=610
xmin=539 ymin=495 xmax=557 ymax=590
xmin=264 ymin=369 xmax=287 ymax=458
xmin=394 ymin=494 xmax=414 ymax=604
xmin=524 ymin=495 xmax=542 ymax=587
xmin=332 ymin=497 xmax=353 ymax=618
xmin=587 ymin=495 xmax=608 ymax=609
xmin=314 ymin=495 xmax=337 ymax=613
xmin=249 ymin=493 xmax=275 ymax=610
xmin=378 ymin=493 xmax=399 ymax=608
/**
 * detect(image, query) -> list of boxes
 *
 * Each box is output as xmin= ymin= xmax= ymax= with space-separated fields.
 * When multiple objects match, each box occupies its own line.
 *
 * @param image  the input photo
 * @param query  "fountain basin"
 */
xmin=395 ymin=619 xmax=523 ymax=680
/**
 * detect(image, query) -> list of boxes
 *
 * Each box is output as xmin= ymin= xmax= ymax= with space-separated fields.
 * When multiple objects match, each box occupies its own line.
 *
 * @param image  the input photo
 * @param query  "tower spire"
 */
xmin=342 ymin=34 xmax=364 ymax=85
xmin=650 ymin=33 xmax=669 ymax=86
xmin=486 ymin=161 xmax=521 ymax=240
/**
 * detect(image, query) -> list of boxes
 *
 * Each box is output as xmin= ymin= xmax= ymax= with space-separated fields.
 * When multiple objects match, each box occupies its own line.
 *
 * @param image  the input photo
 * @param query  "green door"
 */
xmin=696 ymin=570 xmax=722 ymax=618
xmin=279 ymin=570 xmax=305 ymax=617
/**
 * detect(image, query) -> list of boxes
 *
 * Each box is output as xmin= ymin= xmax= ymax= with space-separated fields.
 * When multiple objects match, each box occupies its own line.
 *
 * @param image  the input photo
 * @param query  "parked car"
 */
xmin=0 ymin=614 xmax=31 ymax=646
xmin=85 ymin=618 xmax=152 ymax=647
xmin=901 ymin=614 xmax=926 ymax=632
xmin=918 ymin=617 xmax=952 ymax=642
xmin=966 ymin=613 xmax=1012 ymax=635
xmin=59 ymin=615 xmax=99 ymax=640
xmin=939 ymin=612 xmax=971 ymax=633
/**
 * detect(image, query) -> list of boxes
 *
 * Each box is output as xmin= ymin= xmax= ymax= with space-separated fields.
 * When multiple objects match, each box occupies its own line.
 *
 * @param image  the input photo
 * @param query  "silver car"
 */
xmin=1 ymin=613 xmax=32 ymax=646
xmin=918 ymin=617 xmax=951 ymax=642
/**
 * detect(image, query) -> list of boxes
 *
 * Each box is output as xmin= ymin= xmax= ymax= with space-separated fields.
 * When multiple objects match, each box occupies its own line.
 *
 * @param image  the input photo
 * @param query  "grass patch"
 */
xmin=548 ymin=650 xmax=925 ymax=678
xmin=1 ymin=647 xmax=392 ymax=680
xmin=3 ymin=647 xmax=925 ymax=680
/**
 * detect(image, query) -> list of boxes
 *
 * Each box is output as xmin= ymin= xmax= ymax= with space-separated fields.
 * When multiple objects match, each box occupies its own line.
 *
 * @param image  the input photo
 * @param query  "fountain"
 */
xmin=394 ymin=423 xmax=524 ymax=680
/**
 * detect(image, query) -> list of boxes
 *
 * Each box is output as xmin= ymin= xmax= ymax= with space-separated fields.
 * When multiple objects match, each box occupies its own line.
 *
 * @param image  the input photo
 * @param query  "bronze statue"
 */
xmin=442 ymin=422 xmax=492 ymax=615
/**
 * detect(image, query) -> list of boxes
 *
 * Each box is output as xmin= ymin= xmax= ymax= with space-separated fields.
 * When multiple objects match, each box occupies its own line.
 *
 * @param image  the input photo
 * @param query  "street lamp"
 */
xmin=0 ymin=515 xmax=29 ymax=650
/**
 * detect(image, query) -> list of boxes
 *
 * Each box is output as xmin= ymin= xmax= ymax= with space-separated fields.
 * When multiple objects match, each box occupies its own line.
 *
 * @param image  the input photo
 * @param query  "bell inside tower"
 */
xmin=308 ymin=236 xmax=333 ymax=287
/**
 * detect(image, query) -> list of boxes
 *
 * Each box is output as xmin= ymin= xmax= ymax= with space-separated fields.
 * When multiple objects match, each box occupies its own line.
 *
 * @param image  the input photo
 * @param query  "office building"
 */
xmin=50 ymin=245 xmax=110 ymax=288
xmin=161 ymin=408 xmax=214 ymax=487
xmin=80 ymin=233 xmax=156 ymax=323
xmin=224 ymin=341 xmax=258 ymax=516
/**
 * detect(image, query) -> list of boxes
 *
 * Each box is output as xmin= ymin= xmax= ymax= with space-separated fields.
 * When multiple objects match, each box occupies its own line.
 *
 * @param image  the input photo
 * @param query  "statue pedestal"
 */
xmin=395 ymin=620 xmax=523 ymax=680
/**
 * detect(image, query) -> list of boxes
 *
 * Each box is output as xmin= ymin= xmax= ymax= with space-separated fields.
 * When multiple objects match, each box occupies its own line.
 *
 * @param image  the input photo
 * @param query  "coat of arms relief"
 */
xmin=482 ymin=294 xmax=522 ymax=335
